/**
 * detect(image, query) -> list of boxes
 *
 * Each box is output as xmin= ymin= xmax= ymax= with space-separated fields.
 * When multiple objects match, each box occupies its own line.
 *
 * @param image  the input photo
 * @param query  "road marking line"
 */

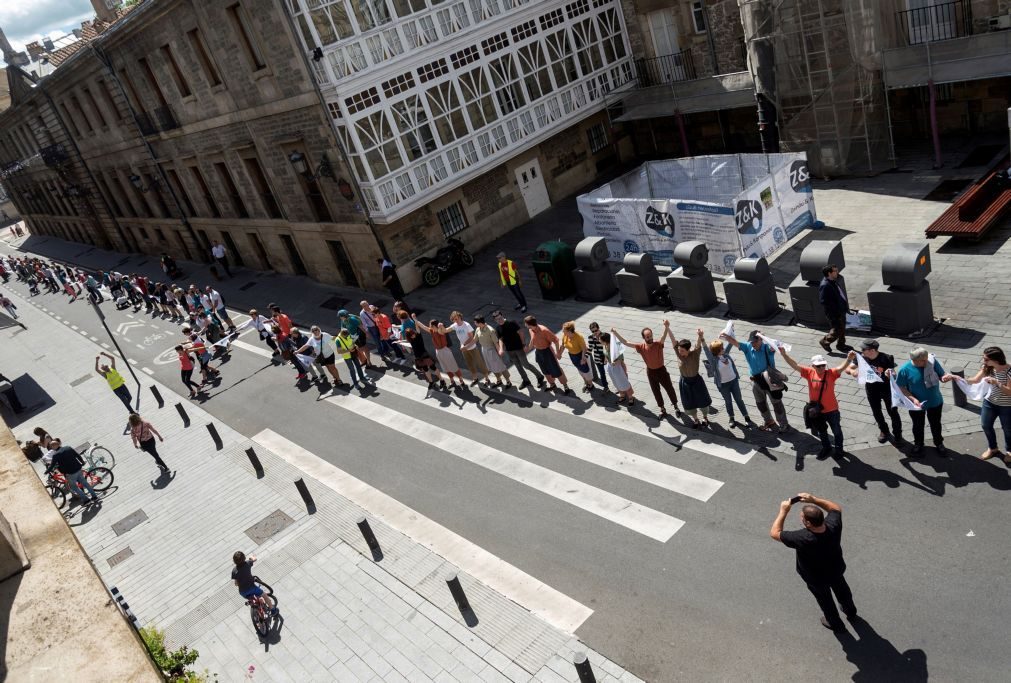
xmin=377 ymin=374 xmax=722 ymax=502
xmin=79 ymin=330 xmax=88 ymax=337
xmin=128 ymin=359 xmax=137 ymax=365
xmin=136 ymin=344 xmax=145 ymax=350
xmin=252 ymin=428 xmax=593 ymax=634
xmin=323 ymin=391 xmax=682 ymax=542
xmin=231 ymin=339 xmax=274 ymax=357
xmin=63 ymin=320 xmax=70 ymax=325
xmin=142 ymin=367 xmax=154 ymax=375
xmin=55 ymin=315 xmax=61 ymax=320
xmin=101 ymin=343 xmax=111 ymax=350
xmin=90 ymin=336 xmax=98 ymax=342
xmin=71 ymin=324 xmax=79 ymax=330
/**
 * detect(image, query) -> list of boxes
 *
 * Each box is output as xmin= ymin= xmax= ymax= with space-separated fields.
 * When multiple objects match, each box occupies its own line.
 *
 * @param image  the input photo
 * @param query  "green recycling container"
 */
xmin=532 ymin=240 xmax=576 ymax=301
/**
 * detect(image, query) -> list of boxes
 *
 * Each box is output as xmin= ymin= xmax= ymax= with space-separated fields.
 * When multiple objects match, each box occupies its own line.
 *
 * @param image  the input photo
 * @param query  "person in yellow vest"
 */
xmin=497 ymin=251 xmax=527 ymax=313
xmin=95 ymin=351 xmax=136 ymax=414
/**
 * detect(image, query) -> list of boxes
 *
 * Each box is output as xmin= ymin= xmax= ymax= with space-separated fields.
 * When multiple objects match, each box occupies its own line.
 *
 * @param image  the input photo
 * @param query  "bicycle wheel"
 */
xmin=88 ymin=446 xmax=116 ymax=469
xmin=87 ymin=466 xmax=114 ymax=491
xmin=47 ymin=484 xmax=66 ymax=510
xmin=250 ymin=604 xmax=270 ymax=637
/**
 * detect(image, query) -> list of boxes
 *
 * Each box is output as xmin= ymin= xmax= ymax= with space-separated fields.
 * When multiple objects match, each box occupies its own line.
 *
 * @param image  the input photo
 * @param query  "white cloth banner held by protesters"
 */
xmin=721 ymin=321 xmax=736 ymax=340
xmin=954 ymin=376 xmax=991 ymax=402
xmin=610 ymin=332 xmax=627 ymax=362
xmin=853 ymin=353 xmax=883 ymax=386
xmin=890 ymin=377 xmax=922 ymax=411
xmin=757 ymin=333 xmax=791 ymax=353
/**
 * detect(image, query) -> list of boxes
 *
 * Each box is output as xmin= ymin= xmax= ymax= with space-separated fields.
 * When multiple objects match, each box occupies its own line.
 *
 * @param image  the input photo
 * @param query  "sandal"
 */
xmin=758 ymin=422 xmax=775 ymax=432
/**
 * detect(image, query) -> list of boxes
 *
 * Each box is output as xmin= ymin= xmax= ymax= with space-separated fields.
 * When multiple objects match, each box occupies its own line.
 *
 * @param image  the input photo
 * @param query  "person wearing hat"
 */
xmin=845 ymin=340 xmax=903 ymax=445
xmin=779 ymin=347 xmax=856 ymax=458
xmin=497 ymin=252 xmax=527 ymax=313
xmin=721 ymin=329 xmax=790 ymax=432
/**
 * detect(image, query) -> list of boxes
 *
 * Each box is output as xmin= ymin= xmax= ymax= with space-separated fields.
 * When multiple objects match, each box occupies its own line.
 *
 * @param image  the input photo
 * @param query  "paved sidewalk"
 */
xmin=2 ymin=299 xmax=641 ymax=682
xmin=5 ymin=141 xmax=1009 ymax=455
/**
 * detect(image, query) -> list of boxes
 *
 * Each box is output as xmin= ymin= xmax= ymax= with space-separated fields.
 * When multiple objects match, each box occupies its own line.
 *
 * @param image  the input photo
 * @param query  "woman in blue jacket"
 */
xmin=702 ymin=335 xmax=752 ymax=428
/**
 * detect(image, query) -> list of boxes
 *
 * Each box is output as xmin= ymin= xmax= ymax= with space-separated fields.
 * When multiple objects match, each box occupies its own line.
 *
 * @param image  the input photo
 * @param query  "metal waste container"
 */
xmin=532 ymin=240 xmax=576 ymax=300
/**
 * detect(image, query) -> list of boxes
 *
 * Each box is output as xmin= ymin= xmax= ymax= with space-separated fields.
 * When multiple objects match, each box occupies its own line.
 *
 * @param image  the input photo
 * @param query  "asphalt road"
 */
xmin=2 ymin=263 xmax=1009 ymax=682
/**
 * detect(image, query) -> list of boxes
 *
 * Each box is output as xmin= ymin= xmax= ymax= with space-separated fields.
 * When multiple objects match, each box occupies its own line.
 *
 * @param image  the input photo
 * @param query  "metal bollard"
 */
xmin=245 ymin=447 xmax=264 ymax=477
xmin=150 ymin=385 xmax=164 ymax=408
xmin=110 ymin=586 xmax=139 ymax=629
xmin=175 ymin=402 xmax=190 ymax=427
xmin=573 ymin=652 xmax=596 ymax=683
xmin=206 ymin=423 xmax=223 ymax=450
xmin=356 ymin=516 xmax=381 ymax=552
xmin=950 ymin=369 xmax=966 ymax=408
xmin=445 ymin=572 xmax=470 ymax=612
xmin=294 ymin=478 xmax=316 ymax=513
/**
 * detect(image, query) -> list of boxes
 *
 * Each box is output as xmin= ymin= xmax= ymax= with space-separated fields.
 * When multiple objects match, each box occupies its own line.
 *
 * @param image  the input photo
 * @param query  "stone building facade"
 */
xmin=0 ymin=0 xmax=381 ymax=289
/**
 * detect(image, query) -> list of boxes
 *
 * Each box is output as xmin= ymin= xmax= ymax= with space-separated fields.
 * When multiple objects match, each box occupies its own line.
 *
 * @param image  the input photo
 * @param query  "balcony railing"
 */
xmin=896 ymin=0 xmax=972 ymax=46
xmin=634 ymin=50 xmax=697 ymax=88
xmin=39 ymin=144 xmax=69 ymax=168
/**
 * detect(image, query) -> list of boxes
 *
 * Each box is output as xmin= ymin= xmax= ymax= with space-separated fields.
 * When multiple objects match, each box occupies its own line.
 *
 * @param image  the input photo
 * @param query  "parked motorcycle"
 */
xmin=414 ymin=236 xmax=475 ymax=287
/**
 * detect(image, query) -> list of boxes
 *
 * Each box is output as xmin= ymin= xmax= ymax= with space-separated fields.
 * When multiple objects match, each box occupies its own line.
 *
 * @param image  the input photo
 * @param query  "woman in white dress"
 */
xmin=474 ymin=315 xmax=511 ymax=387
xmin=601 ymin=332 xmax=634 ymax=405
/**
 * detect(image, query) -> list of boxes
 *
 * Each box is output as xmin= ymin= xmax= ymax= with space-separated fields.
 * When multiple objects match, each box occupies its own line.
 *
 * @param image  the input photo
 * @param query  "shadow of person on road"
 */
xmin=150 ymin=469 xmax=176 ymax=490
xmin=831 ymin=451 xmax=940 ymax=495
xmin=835 ymin=616 xmax=928 ymax=682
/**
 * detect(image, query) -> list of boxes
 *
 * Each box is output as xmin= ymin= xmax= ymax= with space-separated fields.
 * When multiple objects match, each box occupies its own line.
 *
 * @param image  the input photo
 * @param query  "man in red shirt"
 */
xmin=780 ymin=348 xmax=856 ymax=458
xmin=612 ymin=319 xmax=681 ymax=419
xmin=269 ymin=303 xmax=292 ymax=336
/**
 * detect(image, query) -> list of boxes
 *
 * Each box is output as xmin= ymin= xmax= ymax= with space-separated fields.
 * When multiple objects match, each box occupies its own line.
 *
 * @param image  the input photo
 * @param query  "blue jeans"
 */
xmin=717 ymin=378 xmax=749 ymax=421
xmin=817 ymin=410 xmax=844 ymax=450
xmin=66 ymin=470 xmax=97 ymax=501
xmin=981 ymin=400 xmax=1011 ymax=451
xmin=343 ymin=356 xmax=367 ymax=386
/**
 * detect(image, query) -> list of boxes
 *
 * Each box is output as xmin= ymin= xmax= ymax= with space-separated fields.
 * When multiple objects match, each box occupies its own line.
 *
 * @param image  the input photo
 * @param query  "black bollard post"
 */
xmin=573 ymin=652 xmax=596 ymax=683
xmin=149 ymin=385 xmax=164 ymax=408
xmin=294 ymin=478 xmax=316 ymax=513
xmin=445 ymin=572 xmax=470 ymax=612
xmin=951 ymin=368 xmax=966 ymax=408
xmin=174 ymin=402 xmax=190 ymax=427
xmin=356 ymin=516 xmax=381 ymax=552
xmin=206 ymin=423 xmax=223 ymax=450
xmin=245 ymin=447 xmax=264 ymax=477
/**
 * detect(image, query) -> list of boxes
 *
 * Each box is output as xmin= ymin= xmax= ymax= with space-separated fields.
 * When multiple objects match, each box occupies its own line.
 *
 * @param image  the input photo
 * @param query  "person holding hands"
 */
xmin=779 ymin=347 xmax=854 ymax=458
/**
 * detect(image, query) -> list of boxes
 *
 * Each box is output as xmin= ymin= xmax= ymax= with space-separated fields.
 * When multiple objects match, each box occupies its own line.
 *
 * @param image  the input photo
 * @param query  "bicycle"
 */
xmin=246 ymin=577 xmax=278 ymax=637
xmin=46 ymin=466 xmax=114 ymax=509
xmin=77 ymin=441 xmax=116 ymax=469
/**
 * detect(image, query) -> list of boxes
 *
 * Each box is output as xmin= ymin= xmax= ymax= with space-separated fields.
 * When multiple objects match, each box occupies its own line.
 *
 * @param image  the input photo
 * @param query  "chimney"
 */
xmin=91 ymin=0 xmax=118 ymax=24
xmin=26 ymin=41 xmax=44 ymax=62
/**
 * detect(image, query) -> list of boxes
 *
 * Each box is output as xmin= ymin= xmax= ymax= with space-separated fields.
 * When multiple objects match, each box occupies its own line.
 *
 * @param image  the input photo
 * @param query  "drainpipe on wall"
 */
xmin=925 ymin=42 xmax=942 ymax=169
xmin=279 ymin=1 xmax=393 ymax=269
xmin=90 ymin=44 xmax=209 ymax=261
xmin=699 ymin=0 xmax=720 ymax=75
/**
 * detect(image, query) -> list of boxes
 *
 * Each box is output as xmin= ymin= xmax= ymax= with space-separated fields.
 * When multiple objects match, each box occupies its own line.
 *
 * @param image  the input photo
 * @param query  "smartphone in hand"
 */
xmin=790 ymin=495 xmax=802 ymax=505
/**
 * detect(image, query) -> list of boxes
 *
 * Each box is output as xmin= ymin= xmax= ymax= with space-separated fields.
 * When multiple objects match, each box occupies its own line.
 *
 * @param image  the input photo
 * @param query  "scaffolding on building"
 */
xmin=740 ymin=0 xmax=901 ymax=177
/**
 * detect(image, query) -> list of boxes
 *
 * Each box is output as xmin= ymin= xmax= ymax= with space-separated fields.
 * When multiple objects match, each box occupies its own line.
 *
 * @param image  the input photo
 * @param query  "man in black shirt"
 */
xmin=492 ymin=310 xmax=544 ymax=390
xmin=846 ymin=339 xmax=904 ymax=444
xmin=378 ymin=258 xmax=405 ymax=301
xmin=770 ymin=493 xmax=855 ymax=632
xmin=45 ymin=441 xmax=99 ymax=504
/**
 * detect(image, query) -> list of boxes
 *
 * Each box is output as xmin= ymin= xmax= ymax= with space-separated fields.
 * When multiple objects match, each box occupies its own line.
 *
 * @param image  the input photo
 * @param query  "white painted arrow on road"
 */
xmin=115 ymin=320 xmax=145 ymax=335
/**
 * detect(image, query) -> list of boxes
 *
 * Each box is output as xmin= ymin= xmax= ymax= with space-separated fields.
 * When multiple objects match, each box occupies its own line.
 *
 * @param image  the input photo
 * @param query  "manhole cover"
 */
xmin=112 ymin=509 xmax=149 ymax=536
xmin=320 ymin=295 xmax=350 ymax=311
xmin=238 ymin=281 xmax=258 ymax=291
xmin=108 ymin=547 xmax=134 ymax=568
xmin=244 ymin=509 xmax=295 ymax=544
xmin=69 ymin=373 xmax=93 ymax=387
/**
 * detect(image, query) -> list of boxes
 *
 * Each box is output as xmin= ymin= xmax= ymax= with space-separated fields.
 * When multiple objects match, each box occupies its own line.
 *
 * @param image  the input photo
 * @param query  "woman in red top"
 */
xmin=128 ymin=413 xmax=168 ymax=472
xmin=176 ymin=344 xmax=201 ymax=398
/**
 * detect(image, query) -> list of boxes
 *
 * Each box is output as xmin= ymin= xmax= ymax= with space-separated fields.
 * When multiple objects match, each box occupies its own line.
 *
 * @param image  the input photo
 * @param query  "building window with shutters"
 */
xmin=586 ymin=122 xmax=608 ymax=153
xmin=436 ymin=200 xmax=468 ymax=236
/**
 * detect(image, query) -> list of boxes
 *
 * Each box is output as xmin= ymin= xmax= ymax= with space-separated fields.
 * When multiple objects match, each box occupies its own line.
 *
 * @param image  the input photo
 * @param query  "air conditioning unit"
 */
xmin=988 ymin=13 xmax=1011 ymax=30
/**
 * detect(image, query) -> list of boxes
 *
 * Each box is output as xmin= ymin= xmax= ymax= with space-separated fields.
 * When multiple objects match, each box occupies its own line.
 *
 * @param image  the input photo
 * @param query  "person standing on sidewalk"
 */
xmin=721 ymin=330 xmax=790 ymax=433
xmin=95 ymin=352 xmax=135 ymax=414
xmin=128 ymin=414 xmax=169 ymax=473
xmin=211 ymin=241 xmax=231 ymax=278
xmin=702 ymin=336 xmax=750 ymax=428
xmin=474 ymin=315 xmax=511 ymax=387
xmin=586 ymin=323 xmax=609 ymax=392
xmin=770 ymin=493 xmax=856 ymax=633
xmin=379 ymin=258 xmax=405 ymax=301
xmin=0 ymin=293 xmax=18 ymax=319
xmin=896 ymin=348 xmax=951 ymax=457
xmin=844 ymin=340 xmax=903 ymax=445
xmin=493 ymin=310 xmax=544 ymax=390
xmin=524 ymin=316 xmax=572 ymax=395
xmin=818 ymin=265 xmax=850 ymax=354
xmin=447 ymin=311 xmax=491 ymax=386
xmin=612 ymin=320 xmax=681 ymax=419
xmin=497 ymin=252 xmax=527 ymax=313
xmin=780 ymin=349 xmax=854 ymax=458
xmin=600 ymin=332 xmax=634 ymax=406
xmin=956 ymin=346 xmax=1011 ymax=463
xmin=359 ymin=300 xmax=383 ymax=356
xmin=45 ymin=440 xmax=99 ymax=506
xmin=559 ymin=321 xmax=595 ymax=394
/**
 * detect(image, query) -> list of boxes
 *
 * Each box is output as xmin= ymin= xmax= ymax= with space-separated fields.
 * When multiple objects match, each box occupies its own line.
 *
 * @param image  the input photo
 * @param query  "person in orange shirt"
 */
xmin=779 ymin=348 xmax=856 ymax=459
xmin=370 ymin=304 xmax=404 ymax=360
xmin=523 ymin=316 xmax=571 ymax=395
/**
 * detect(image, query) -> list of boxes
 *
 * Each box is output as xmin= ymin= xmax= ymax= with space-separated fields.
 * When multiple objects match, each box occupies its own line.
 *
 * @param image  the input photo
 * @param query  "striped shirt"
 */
xmin=986 ymin=369 xmax=1011 ymax=406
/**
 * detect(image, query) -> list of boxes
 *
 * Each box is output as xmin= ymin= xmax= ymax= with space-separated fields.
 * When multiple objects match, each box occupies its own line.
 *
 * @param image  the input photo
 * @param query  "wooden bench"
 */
xmin=926 ymin=154 xmax=1011 ymax=241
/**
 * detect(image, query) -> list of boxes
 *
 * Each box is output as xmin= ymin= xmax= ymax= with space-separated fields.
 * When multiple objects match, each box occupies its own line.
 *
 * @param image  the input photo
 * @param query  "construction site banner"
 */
xmin=772 ymin=156 xmax=817 ymax=239
xmin=733 ymin=177 xmax=788 ymax=260
xmin=577 ymin=198 xmax=740 ymax=274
